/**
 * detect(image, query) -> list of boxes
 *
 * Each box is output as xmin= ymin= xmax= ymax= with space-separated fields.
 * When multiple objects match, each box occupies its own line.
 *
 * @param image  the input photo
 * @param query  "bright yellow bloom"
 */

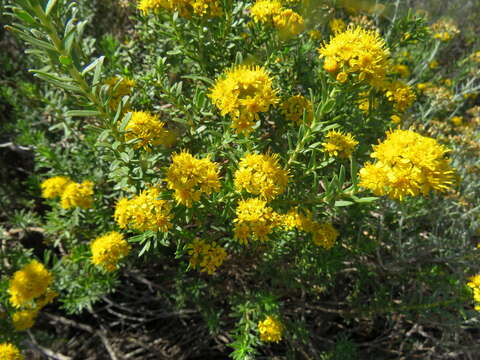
xmin=166 ymin=150 xmax=221 ymax=207
xmin=451 ymin=116 xmax=463 ymax=126
xmin=8 ymin=260 xmax=53 ymax=308
xmin=318 ymin=25 xmax=390 ymax=87
xmin=250 ymin=0 xmax=283 ymax=23
xmin=0 ymin=343 xmax=24 ymax=360
xmin=359 ymin=129 xmax=456 ymax=200
xmin=258 ymin=316 xmax=283 ymax=342
xmin=137 ymin=0 xmax=222 ymax=17
xmin=187 ymin=239 xmax=227 ymax=274
xmin=91 ymin=231 xmax=131 ymax=272
xmin=234 ymin=198 xmax=281 ymax=244
xmin=280 ymin=94 xmax=313 ymax=124
xmin=40 ymin=176 xmax=72 ymax=199
xmin=12 ymin=309 xmax=38 ymax=331
xmin=234 ymin=153 xmax=289 ymax=201
xmin=322 ymin=130 xmax=358 ymax=158
xmin=384 ymin=81 xmax=416 ymax=112
xmin=273 ymin=9 xmax=305 ymax=38
xmin=124 ymin=111 xmax=168 ymax=151
xmin=60 ymin=180 xmax=94 ymax=209
xmin=467 ymin=274 xmax=480 ymax=311
xmin=114 ymin=187 xmax=173 ymax=233
xmin=209 ymin=65 xmax=279 ymax=135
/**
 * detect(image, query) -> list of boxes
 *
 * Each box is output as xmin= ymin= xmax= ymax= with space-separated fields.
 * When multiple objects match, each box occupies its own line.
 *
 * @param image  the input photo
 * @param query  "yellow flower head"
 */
xmin=138 ymin=0 xmax=222 ymax=18
xmin=234 ymin=198 xmax=281 ymax=244
xmin=359 ymin=129 xmax=456 ymax=200
xmin=124 ymin=111 xmax=168 ymax=151
xmin=280 ymin=94 xmax=313 ymax=124
xmin=273 ymin=9 xmax=305 ymax=38
xmin=166 ymin=150 xmax=221 ymax=207
xmin=8 ymin=260 xmax=53 ymax=308
xmin=60 ymin=180 xmax=94 ymax=209
xmin=322 ymin=130 xmax=358 ymax=158
xmin=114 ymin=187 xmax=173 ymax=233
xmin=250 ymin=0 xmax=283 ymax=23
xmin=187 ymin=239 xmax=227 ymax=274
xmin=234 ymin=153 xmax=289 ymax=201
xmin=318 ymin=25 xmax=390 ymax=86
xmin=12 ymin=309 xmax=38 ymax=331
xmin=451 ymin=116 xmax=463 ymax=126
xmin=258 ymin=315 xmax=283 ymax=343
xmin=40 ymin=176 xmax=72 ymax=199
xmin=329 ymin=18 xmax=346 ymax=34
xmin=105 ymin=76 xmax=135 ymax=111
xmin=384 ymin=81 xmax=416 ymax=112
xmin=431 ymin=18 xmax=459 ymax=42
xmin=0 ymin=343 xmax=24 ymax=360
xmin=209 ymin=65 xmax=279 ymax=135
xmin=91 ymin=231 xmax=131 ymax=272
xmin=310 ymin=222 xmax=339 ymax=249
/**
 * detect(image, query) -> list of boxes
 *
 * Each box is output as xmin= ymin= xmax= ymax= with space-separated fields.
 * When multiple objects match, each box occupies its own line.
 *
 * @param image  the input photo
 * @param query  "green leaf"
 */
xmin=45 ymin=0 xmax=59 ymax=15
xmin=334 ymin=200 xmax=355 ymax=207
xmin=65 ymin=110 xmax=101 ymax=117
xmin=353 ymin=197 xmax=378 ymax=203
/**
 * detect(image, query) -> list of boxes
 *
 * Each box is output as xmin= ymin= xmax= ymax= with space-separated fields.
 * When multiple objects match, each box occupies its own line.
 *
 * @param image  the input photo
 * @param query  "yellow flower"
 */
xmin=322 ymin=130 xmax=358 ymax=158
xmin=40 ymin=176 xmax=72 ymax=199
xmin=209 ymin=65 xmax=279 ymax=135
xmin=336 ymin=71 xmax=348 ymax=83
xmin=138 ymin=0 xmax=222 ymax=17
xmin=258 ymin=316 xmax=283 ymax=342
xmin=280 ymin=94 xmax=313 ymax=124
xmin=8 ymin=260 xmax=53 ymax=308
xmin=311 ymin=223 xmax=339 ymax=249
xmin=12 ymin=309 xmax=38 ymax=331
xmin=431 ymin=18 xmax=459 ymax=42
xmin=329 ymin=18 xmax=346 ymax=34
xmin=233 ymin=198 xmax=281 ymax=244
xmin=125 ymin=111 xmax=168 ymax=151
xmin=390 ymin=115 xmax=401 ymax=124
xmin=166 ymin=150 xmax=221 ymax=207
xmin=273 ymin=9 xmax=305 ymax=38
xmin=0 ymin=343 xmax=24 ymax=360
xmin=187 ymin=239 xmax=227 ymax=274
xmin=250 ymin=0 xmax=283 ymax=23
xmin=359 ymin=129 xmax=456 ymax=200
xmin=234 ymin=153 xmax=289 ymax=201
xmin=105 ymin=76 xmax=135 ymax=111
xmin=114 ymin=187 xmax=173 ymax=233
xmin=384 ymin=81 xmax=416 ymax=112
xmin=91 ymin=231 xmax=131 ymax=272
xmin=60 ymin=180 xmax=94 ymax=209
xmin=318 ymin=25 xmax=390 ymax=87
xmin=451 ymin=116 xmax=463 ymax=126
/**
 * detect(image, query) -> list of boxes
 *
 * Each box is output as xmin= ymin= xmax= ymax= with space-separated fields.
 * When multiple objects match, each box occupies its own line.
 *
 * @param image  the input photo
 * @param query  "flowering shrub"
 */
xmin=1 ymin=0 xmax=480 ymax=358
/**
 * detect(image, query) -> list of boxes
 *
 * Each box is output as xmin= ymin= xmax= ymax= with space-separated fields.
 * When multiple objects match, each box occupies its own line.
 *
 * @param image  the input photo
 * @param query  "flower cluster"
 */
xmin=431 ymin=18 xmax=460 ymax=41
xmin=166 ymin=151 xmax=221 ymax=207
xmin=329 ymin=18 xmax=346 ymax=34
xmin=384 ymin=81 xmax=416 ymax=112
xmin=125 ymin=111 xmax=170 ymax=151
xmin=60 ymin=180 xmax=94 ymax=209
xmin=250 ymin=0 xmax=304 ymax=37
xmin=8 ymin=260 xmax=57 ymax=331
xmin=0 ymin=343 xmax=23 ymax=360
xmin=209 ymin=65 xmax=279 ymax=134
xmin=91 ymin=231 xmax=131 ymax=272
xmin=234 ymin=198 xmax=281 ymax=244
xmin=114 ymin=187 xmax=173 ymax=232
xmin=234 ymin=153 xmax=289 ymax=201
xmin=280 ymin=94 xmax=313 ymax=124
xmin=318 ymin=25 xmax=390 ymax=87
xmin=282 ymin=209 xmax=339 ymax=249
xmin=137 ymin=0 xmax=222 ymax=18
xmin=258 ymin=316 xmax=283 ymax=343
xmin=187 ymin=239 xmax=227 ymax=274
xmin=467 ymin=274 xmax=480 ymax=311
xmin=359 ymin=129 xmax=456 ymax=200
xmin=322 ymin=130 xmax=358 ymax=159
xmin=40 ymin=176 xmax=72 ymax=199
